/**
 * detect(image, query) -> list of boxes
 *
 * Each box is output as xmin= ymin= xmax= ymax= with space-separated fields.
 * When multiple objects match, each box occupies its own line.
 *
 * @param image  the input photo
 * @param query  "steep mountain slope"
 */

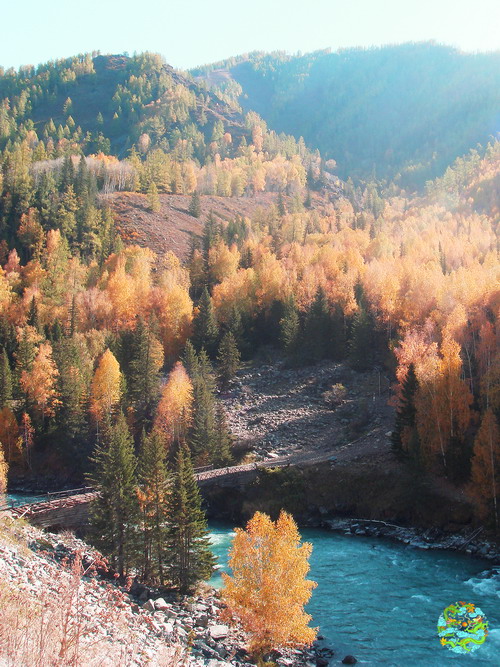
xmin=193 ymin=43 xmax=500 ymax=188
xmin=0 ymin=52 xmax=250 ymax=161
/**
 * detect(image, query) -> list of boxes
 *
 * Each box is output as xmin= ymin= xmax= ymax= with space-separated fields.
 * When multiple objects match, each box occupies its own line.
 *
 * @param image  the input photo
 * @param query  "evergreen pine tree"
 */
xmin=75 ymin=155 xmax=90 ymax=199
xmin=217 ymin=331 xmax=240 ymax=390
xmin=192 ymin=287 xmax=219 ymax=358
xmin=182 ymin=340 xmax=199 ymax=378
xmin=303 ymin=287 xmax=331 ymax=362
xmin=188 ymin=350 xmax=217 ymax=462
xmin=137 ymin=430 xmax=170 ymax=584
xmin=213 ymin=404 xmax=233 ymax=467
xmin=202 ymin=212 xmax=219 ymax=266
xmin=277 ymin=191 xmax=286 ymax=216
xmin=189 ymin=373 xmax=216 ymax=463
xmin=188 ymin=190 xmax=201 ymax=218
xmin=227 ymin=304 xmax=244 ymax=346
xmin=87 ymin=413 xmax=139 ymax=578
xmin=0 ymin=349 xmax=12 ymax=408
xmin=147 ymin=181 xmax=160 ymax=212
xmin=128 ymin=318 xmax=163 ymax=429
xmin=53 ymin=337 xmax=89 ymax=449
xmin=69 ymin=294 xmax=78 ymax=336
xmin=165 ymin=442 xmax=215 ymax=592
xmin=391 ymin=364 xmax=420 ymax=461
xmin=349 ymin=306 xmax=374 ymax=371
xmin=27 ymin=296 xmax=40 ymax=333
xmin=279 ymin=295 xmax=301 ymax=362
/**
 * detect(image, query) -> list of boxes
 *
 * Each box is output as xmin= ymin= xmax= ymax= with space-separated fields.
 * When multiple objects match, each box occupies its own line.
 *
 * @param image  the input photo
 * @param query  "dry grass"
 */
xmin=0 ymin=522 xmax=189 ymax=666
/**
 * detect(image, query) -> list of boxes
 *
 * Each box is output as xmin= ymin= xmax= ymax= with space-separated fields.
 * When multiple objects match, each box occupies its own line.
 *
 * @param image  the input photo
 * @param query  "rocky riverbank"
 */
xmin=316 ymin=516 xmax=500 ymax=562
xmin=0 ymin=516 xmax=333 ymax=666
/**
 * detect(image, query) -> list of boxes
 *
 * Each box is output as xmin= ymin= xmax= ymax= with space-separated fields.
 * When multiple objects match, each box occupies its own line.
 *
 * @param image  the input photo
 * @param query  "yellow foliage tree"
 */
xmin=222 ymin=510 xmax=317 ymax=656
xmin=89 ymin=349 xmax=122 ymax=423
xmin=154 ymin=361 xmax=193 ymax=447
xmin=153 ymin=282 xmax=193 ymax=361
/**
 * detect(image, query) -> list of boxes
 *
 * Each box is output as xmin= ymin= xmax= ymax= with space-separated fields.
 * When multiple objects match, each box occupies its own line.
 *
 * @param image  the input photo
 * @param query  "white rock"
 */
xmin=154 ymin=597 xmax=169 ymax=611
xmin=209 ymin=624 xmax=229 ymax=640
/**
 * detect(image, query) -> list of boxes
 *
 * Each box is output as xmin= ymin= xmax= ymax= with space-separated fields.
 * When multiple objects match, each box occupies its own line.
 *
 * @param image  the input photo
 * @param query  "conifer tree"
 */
xmin=189 ymin=369 xmax=216 ymax=462
xmin=202 ymin=212 xmax=219 ymax=266
xmin=392 ymin=363 xmax=420 ymax=461
xmin=227 ymin=304 xmax=244 ymax=347
xmin=349 ymin=306 xmax=374 ymax=371
xmin=147 ymin=181 xmax=160 ymax=213
xmin=53 ymin=337 xmax=89 ymax=446
xmin=213 ymin=404 xmax=233 ymax=467
xmin=128 ymin=318 xmax=164 ymax=428
xmin=182 ymin=340 xmax=199 ymax=378
xmin=27 ymin=296 xmax=40 ymax=333
xmin=280 ymin=296 xmax=301 ymax=362
xmin=217 ymin=331 xmax=240 ymax=390
xmin=165 ymin=441 xmax=215 ymax=592
xmin=137 ymin=430 xmax=170 ymax=584
xmin=0 ymin=349 xmax=12 ymax=408
xmin=188 ymin=190 xmax=201 ymax=218
xmin=277 ymin=191 xmax=286 ymax=216
xmin=88 ymin=413 xmax=139 ymax=578
xmin=192 ymin=287 xmax=219 ymax=358
xmin=303 ymin=287 xmax=331 ymax=362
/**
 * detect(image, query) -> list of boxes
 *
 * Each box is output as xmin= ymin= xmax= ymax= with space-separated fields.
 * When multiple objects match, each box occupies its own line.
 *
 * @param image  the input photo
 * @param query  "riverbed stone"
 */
xmin=342 ymin=656 xmax=357 ymax=665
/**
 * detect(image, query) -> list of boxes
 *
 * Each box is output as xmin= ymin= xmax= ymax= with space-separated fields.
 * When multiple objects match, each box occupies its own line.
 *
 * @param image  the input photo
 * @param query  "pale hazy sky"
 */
xmin=2 ymin=0 xmax=499 ymax=70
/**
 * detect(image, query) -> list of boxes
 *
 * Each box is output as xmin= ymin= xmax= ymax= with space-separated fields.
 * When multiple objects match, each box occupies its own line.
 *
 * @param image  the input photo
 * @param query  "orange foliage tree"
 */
xmin=468 ymin=409 xmax=500 ymax=530
xmin=222 ymin=510 xmax=317 ymax=657
xmin=20 ymin=342 xmax=61 ymax=421
xmin=0 ymin=407 xmax=21 ymax=463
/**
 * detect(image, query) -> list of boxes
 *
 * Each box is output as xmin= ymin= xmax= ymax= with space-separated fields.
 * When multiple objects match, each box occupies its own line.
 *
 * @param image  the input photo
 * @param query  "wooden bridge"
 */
xmin=3 ymin=426 xmax=388 ymax=531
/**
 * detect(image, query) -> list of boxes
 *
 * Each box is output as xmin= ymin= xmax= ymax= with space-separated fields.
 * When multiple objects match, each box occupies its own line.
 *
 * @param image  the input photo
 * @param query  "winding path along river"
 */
xmin=208 ymin=523 xmax=500 ymax=666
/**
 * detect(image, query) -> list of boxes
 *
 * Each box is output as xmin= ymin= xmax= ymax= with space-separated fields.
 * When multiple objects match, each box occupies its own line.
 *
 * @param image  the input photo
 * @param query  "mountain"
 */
xmin=0 ymin=52 xmax=250 ymax=161
xmin=193 ymin=43 xmax=500 ymax=188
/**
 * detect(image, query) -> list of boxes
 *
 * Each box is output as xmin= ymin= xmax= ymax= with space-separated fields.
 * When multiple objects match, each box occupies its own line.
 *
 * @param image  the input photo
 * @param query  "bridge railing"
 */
xmin=46 ymin=487 xmax=94 ymax=500
xmin=0 ymin=487 xmax=95 ymax=513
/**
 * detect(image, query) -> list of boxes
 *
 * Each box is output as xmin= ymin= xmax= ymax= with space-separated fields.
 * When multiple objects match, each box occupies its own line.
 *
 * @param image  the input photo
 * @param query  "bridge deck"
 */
xmin=5 ymin=427 xmax=387 ymax=528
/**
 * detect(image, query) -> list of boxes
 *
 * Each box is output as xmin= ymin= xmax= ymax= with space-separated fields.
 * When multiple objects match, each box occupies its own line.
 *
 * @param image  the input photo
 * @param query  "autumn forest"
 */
xmin=0 ymin=48 xmax=499 ymax=558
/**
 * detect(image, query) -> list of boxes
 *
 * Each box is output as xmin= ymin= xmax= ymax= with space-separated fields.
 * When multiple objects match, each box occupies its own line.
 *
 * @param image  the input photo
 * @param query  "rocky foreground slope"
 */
xmin=0 ymin=516 xmax=331 ymax=667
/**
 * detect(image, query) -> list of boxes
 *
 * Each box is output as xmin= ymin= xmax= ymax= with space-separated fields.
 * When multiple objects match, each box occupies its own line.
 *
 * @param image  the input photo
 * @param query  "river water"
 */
xmin=7 ymin=495 xmax=499 ymax=664
xmin=209 ymin=523 xmax=500 ymax=666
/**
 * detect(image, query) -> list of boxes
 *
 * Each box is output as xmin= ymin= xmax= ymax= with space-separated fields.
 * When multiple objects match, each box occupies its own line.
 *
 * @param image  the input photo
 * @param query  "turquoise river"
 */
xmin=7 ymin=495 xmax=499 ymax=665
xmin=208 ymin=523 xmax=500 ymax=666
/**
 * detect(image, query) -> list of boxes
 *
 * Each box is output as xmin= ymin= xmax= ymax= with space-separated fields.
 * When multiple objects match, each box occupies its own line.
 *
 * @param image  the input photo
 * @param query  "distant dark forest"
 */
xmin=193 ymin=43 xmax=500 ymax=189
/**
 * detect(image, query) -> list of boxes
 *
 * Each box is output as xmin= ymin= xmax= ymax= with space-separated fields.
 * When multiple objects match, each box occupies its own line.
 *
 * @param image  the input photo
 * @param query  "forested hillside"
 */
xmin=193 ymin=43 xmax=500 ymax=188
xmin=0 ymin=50 xmax=499 ymax=539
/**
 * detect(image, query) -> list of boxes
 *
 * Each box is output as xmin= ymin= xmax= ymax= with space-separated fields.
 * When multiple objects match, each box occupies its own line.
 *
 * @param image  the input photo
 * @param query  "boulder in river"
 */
xmin=342 ymin=656 xmax=357 ymax=665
